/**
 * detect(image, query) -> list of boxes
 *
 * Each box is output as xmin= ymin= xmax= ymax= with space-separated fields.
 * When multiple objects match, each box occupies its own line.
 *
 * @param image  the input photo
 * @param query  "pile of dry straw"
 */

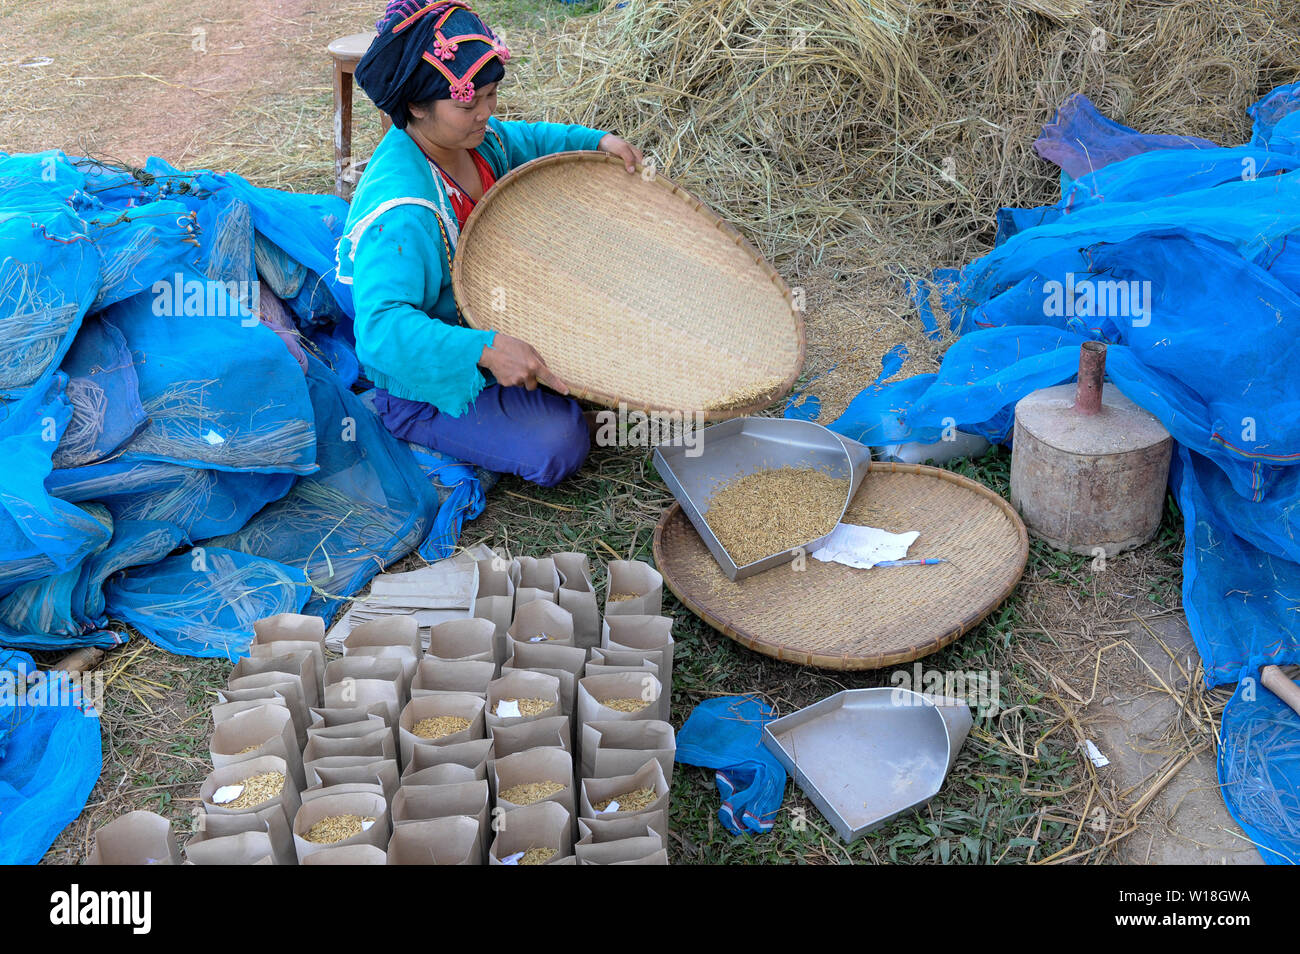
xmin=508 ymin=0 xmax=1300 ymax=418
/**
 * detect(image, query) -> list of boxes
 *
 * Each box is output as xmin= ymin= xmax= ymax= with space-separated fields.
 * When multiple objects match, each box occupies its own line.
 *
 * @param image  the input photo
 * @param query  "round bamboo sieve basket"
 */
xmin=652 ymin=463 xmax=1029 ymax=670
xmin=452 ymin=152 xmax=805 ymax=419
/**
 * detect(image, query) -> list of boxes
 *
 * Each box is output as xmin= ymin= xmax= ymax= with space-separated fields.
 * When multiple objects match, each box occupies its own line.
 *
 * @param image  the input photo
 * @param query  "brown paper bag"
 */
xmin=402 ymin=762 xmax=477 ymax=787
xmin=308 ymin=704 xmax=389 ymax=729
xmin=304 ymin=755 xmax=397 ymax=791
xmin=514 ymin=555 xmax=560 ymax=611
xmin=602 ymin=615 xmax=675 ymax=721
xmin=411 ymin=657 xmax=496 ymax=698
xmin=300 ymin=781 xmax=392 ymax=805
xmin=231 ymin=650 xmax=319 ymax=708
xmin=344 ymin=614 xmax=421 ymax=657
xmin=580 ymin=719 xmax=676 ymax=783
xmin=210 ymin=703 xmax=305 ymax=792
xmin=392 ymin=780 xmax=490 ymax=839
xmin=302 ymin=726 xmax=396 ymax=768
xmin=400 ymin=737 xmax=493 ymax=782
xmin=387 ymin=815 xmax=483 ymax=865
xmin=575 ymin=814 xmax=664 ymax=865
xmin=554 ymin=551 xmax=600 ymax=649
xmin=86 ymin=811 xmax=182 ymax=865
xmin=222 ymin=675 xmax=308 ymax=747
xmin=492 ymin=747 xmax=575 ymax=818
xmin=576 ymin=672 xmax=662 ymax=737
xmin=212 ymin=693 xmax=288 ymax=728
xmin=249 ymin=641 xmax=324 ymax=703
xmin=426 ymin=617 xmax=496 ymax=665
xmin=292 ymin=791 xmax=389 ymax=862
xmin=323 ymin=656 xmax=406 ymax=727
xmin=344 ymin=615 xmax=422 ymax=685
xmin=472 ymin=554 xmax=517 ymax=664
xmin=200 ymin=755 xmax=301 ymax=865
xmin=306 ymin=711 xmax=388 ymax=743
xmin=578 ymin=760 xmax=670 ymax=821
xmin=612 ymin=848 xmax=669 ymax=865
xmin=503 ymin=640 xmax=587 ymax=715
xmin=301 ymin=844 xmax=387 ymax=864
xmin=487 ymin=800 xmax=572 ymax=865
xmin=603 ymin=560 xmax=663 ymax=617
xmin=398 ymin=693 xmax=486 ymax=766
xmin=507 ymin=599 xmax=574 ymax=649
xmin=311 ymin=759 xmax=400 ymax=806
xmin=489 ymin=715 xmax=571 ymax=760
xmin=185 ymin=825 xmax=276 ymax=865
xmin=254 ymin=612 xmax=325 ymax=646
xmin=486 ymin=670 xmax=561 ymax=731
xmin=576 ymin=807 xmax=668 ymax=843
xmin=253 ymin=613 xmax=326 ymax=697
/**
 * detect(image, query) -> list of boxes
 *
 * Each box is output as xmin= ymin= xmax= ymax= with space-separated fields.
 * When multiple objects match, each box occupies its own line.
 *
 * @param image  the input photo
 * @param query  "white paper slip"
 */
xmin=501 ymin=851 xmax=524 ymax=865
xmin=212 ymin=784 xmax=244 ymax=805
xmin=598 ymin=800 xmax=621 ymax=815
xmin=1082 ymin=739 xmax=1110 ymax=768
xmin=495 ymin=699 xmax=522 ymax=719
xmin=810 ymin=523 xmax=919 ymax=569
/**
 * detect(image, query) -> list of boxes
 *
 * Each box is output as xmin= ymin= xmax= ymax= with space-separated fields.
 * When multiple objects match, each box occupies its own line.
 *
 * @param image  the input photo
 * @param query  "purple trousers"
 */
xmin=373 ymin=384 xmax=590 ymax=487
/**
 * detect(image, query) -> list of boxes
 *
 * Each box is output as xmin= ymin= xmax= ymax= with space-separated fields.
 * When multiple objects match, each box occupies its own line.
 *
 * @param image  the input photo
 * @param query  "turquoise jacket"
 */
xmin=336 ymin=116 xmax=607 ymax=416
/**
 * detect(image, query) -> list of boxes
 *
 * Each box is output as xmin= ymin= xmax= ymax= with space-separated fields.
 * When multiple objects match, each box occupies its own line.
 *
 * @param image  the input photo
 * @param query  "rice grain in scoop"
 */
xmin=705 ymin=468 xmax=847 ymax=566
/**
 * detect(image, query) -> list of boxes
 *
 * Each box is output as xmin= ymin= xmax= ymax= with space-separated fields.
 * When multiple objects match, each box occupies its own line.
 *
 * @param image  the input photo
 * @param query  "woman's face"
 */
xmin=409 ymin=82 xmax=499 ymax=150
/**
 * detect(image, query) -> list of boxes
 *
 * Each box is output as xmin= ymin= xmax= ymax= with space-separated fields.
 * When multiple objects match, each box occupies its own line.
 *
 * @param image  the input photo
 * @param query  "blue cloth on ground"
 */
xmin=676 ymin=695 xmax=787 ymax=835
xmin=0 ymin=649 xmax=102 ymax=864
xmin=374 ymin=383 xmax=590 ymax=488
xmin=827 ymin=88 xmax=1300 ymax=864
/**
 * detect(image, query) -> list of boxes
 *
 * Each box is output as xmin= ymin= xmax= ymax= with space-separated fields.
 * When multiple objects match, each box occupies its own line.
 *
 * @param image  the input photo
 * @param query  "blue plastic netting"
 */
xmin=0 ymin=148 xmax=498 ymax=861
xmin=0 ymin=649 xmax=101 ymax=865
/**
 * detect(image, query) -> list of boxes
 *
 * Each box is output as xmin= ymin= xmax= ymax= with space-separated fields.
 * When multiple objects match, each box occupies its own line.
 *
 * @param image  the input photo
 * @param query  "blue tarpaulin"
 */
xmin=804 ymin=88 xmax=1300 ymax=864
xmin=0 ymin=151 xmax=497 ymax=861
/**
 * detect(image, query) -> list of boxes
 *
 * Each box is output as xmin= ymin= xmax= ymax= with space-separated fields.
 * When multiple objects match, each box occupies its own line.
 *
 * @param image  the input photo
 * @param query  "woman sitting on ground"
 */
xmin=338 ymin=0 xmax=643 ymax=487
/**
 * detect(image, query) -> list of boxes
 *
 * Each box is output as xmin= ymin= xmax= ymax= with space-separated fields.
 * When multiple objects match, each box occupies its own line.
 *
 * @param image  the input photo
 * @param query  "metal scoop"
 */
xmin=653 ymin=417 xmax=872 ymax=580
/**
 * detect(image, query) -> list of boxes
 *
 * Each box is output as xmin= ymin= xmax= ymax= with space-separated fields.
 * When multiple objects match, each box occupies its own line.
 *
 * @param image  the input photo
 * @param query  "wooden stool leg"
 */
xmin=333 ymin=61 xmax=354 ymax=199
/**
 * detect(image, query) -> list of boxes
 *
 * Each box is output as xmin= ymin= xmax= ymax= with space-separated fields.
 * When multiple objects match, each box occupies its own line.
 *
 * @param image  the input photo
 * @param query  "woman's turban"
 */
xmin=355 ymin=1 xmax=509 ymax=129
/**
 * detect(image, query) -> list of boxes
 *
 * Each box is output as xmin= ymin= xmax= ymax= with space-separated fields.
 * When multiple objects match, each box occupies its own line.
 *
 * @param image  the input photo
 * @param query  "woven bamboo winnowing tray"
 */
xmin=452 ymin=152 xmax=805 ymax=419
xmin=652 ymin=463 xmax=1029 ymax=670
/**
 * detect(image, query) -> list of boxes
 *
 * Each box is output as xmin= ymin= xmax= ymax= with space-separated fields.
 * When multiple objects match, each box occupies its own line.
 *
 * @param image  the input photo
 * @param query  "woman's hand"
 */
xmin=597 ymin=133 xmax=644 ymax=173
xmin=479 ymin=333 xmax=570 ymax=394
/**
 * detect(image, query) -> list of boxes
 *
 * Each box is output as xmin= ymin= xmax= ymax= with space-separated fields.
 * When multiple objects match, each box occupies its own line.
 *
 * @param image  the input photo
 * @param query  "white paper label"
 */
xmin=203 ymin=429 xmax=226 ymax=445
xmin=495 ymin=699 xmax=522 ymax=718
xmin=361 ymin=819 xmax=375 ymax=831
xmin=1082 ymin=739 xmax=1110 ymax=768
xmin=213 ymin=784 xmax=244 ymax=805
xmin=501 ymin=851 xmax=524 ymax=865
xmin=528 ymin=634 xmax=548 ymax=642
xmin=599 ymin=800 xmax=621 ymax=815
